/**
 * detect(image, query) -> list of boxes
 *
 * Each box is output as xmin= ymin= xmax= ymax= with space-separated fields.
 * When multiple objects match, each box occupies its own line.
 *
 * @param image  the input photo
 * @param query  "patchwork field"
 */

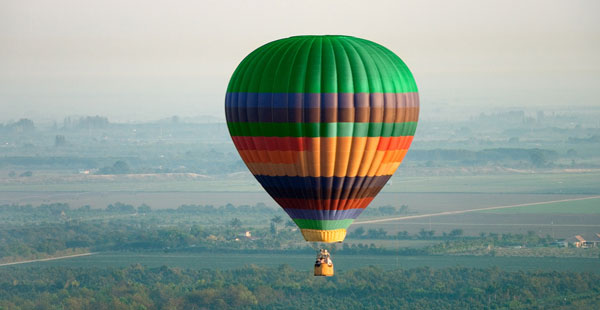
xmin=7 ymin=251 xmax=599 ymax=274
xmin=480 ymin=197 xmax=600 ymax=214
xmin=2 ymin=171 xmax=598 ymax=239
xmin=1 ymin=170 xmax=598 ymax=195
xmin=353 ymin=213 xmax=600 ymax=239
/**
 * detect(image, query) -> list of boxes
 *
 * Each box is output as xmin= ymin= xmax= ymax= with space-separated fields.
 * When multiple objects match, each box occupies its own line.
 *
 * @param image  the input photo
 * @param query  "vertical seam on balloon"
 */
xmin=281 ymin=38 xmax=309 ymax=212
xmin=253 ymin=41 xmax=289 ymax=201
xmin=314 ymin=37 xmax=326 ymax=225
xmin=292 ymin=40 xmax=315 ymax=212
xmin=364 ymin=40 xmax=400 ymax=177
xmin=371 ymin=41 xmax=417 ymax=94
xmin=301 ymin=37 xmax=318 ymax=215
xmin=330 ymin=38 xmax=350 ymax=216
xmin=329 ymin=39 xmax=345 ymax=215
xmin=271 ymin=38 xmax=301 ymax=178
xmin=283 ymin=38 xmax=308 ymax=181
xmin=340 ymin=39 xmax=378 ymax=211
xmin=359 ymin=44 xmax=396 ymax=208
xmin=269 ymin=39 xmax=304 ymax=208
xmin=322 ymin=37 xmax=339 ymax=219
xmin=353 ymin=39 xmax=387 ymax=175
xmin=338 ymin=38 xmax=368 ymax=212
xmin=370 ymin=42 xmax=402 ymax=199
xmin=335 ymin=38 xmax=358 ymax=212
xmin=348 ymin=40 xmax=384 ymax=210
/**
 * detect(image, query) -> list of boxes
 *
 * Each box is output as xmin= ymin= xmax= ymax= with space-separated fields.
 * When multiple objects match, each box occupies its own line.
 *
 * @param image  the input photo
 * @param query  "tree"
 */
xmin=97 ymin=160 xmax=130 ymax=175
xmin=137 ymin=204 xmax=151 ymax=214
xmin=271 ymin=216 xmax=283 ymax=225
xmin=112 ymin=161 xmax=130 ymax=174
xmin=449 ymin=229 xmax=464 ymax=238
xmin=529 ymin=149 xmax=547 ymax=168
xmin=8 ymin=118 xmax=35 ymax=133
xmin=54 ymin=135 xmax=67 ymax=147
xmin=366 ymin=228 xmax=387 ymax=239
xmin=285 ymin=220 xmax=296 ymax=228
xmin=396 ymin=231 xmax=409 ymax=239
xmin=270 ymin=216 xmax=283 ymax=233
xmin=351 ymin=227 xmax=365 ymax=238
xmin=419 ymin=228 xmax=435 ymax=239
xmin=427 ymin=230 xmax=435 ymax=238
xmin=19 ymin=171 xmax=33 ymax=177
xmin=230 ymin=218 xmax=242 ymax=229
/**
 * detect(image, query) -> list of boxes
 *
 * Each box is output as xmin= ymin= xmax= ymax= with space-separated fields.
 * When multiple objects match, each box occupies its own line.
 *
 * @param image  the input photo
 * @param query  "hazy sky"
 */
xmin=1 ymin=0 xmax=599 ymax=123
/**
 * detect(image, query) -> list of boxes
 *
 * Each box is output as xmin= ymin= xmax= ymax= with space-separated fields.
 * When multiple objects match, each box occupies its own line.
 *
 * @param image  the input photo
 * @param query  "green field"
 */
xmin=343 ymin=239 xmax=440 ymax=249
xmin=384 ymin=171 xmax=600 ymax=194
xmin=9 ymin=252 xmax=600 ymax=273
xmin=1 ymin=171 xmax=599 ymax=194
xmin=481 ymin=197 xmax=600 ymax=214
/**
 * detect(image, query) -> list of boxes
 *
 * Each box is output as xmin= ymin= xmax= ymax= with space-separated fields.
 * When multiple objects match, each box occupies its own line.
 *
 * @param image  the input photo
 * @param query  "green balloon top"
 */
xmin=227 ymin=35 xmax=418 ymax=94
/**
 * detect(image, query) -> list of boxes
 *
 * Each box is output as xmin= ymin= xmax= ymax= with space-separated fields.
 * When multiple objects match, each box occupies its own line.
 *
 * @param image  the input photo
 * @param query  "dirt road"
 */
xmin=0 ymin=252 xmax=98 ymax=267
xmin=355 ymin=196 xmax=600 ymax=225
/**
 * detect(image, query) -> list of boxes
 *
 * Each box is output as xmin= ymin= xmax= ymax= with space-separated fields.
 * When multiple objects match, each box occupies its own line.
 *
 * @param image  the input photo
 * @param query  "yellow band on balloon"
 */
xmin=300 ymin=229 xmax=346 ymax=243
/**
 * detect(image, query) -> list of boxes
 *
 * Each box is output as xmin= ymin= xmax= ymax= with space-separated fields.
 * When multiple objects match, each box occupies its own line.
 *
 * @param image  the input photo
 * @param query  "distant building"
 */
xmin=233 ymin=231 xmax=256 ymax=241
xmin=565 ymin=233 xmax=600 ymax=248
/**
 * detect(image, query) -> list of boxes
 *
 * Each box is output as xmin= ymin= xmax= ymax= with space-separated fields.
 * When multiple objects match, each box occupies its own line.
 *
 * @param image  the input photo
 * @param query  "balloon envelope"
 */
xmin=225 ymin=35 xmax=419 ymax=242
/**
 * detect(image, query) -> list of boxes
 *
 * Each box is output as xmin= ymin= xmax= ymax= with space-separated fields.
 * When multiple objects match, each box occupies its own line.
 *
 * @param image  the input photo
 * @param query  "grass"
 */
xmin=384 ymin=171 xmax=600 ymax=194
xmin=1 ymin=171 xmax=599 ymax=194
xmin=343 ymin=239 xmax=440 ymax=249
xmin=480 ymin=197 xmax=600 ymax=214
xmin=10 ymin=251 xmax=600 ymax=273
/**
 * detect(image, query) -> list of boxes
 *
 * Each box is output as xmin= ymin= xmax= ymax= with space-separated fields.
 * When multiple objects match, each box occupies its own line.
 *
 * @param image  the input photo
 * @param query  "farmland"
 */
xmin=2 ymin=114 xmax=599 ymax=278
xmin=7 ymin=251 xmax=600 ymax=274
xmin=1 ymin=169 xmax=599 ymax=195
xmin=480 ymin=196 xmax=600 ymax=214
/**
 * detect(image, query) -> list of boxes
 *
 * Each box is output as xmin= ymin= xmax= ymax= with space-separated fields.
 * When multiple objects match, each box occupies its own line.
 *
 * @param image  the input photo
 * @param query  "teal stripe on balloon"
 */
xmin=227 ymin=122 xmax=417 ymax=138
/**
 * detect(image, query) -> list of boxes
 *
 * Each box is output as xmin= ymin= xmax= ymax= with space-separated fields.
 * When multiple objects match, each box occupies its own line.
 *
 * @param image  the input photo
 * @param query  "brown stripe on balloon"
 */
xmin=229 ymin=107 xmax=419 ymax=123
xmin=225 ymin=92 xmax=419 ymax=109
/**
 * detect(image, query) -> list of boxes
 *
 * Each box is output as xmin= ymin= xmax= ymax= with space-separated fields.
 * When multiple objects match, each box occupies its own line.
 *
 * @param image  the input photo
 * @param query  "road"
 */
xmin=0 ymin=252 xmax=98 ymax=267
xmin=354 ymin=195 xmax=600 ymax=225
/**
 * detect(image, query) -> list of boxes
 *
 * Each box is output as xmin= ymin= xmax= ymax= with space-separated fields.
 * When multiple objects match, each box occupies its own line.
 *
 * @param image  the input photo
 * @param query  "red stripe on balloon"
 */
xmin=231 ymin=136 xmax=414 ymax=152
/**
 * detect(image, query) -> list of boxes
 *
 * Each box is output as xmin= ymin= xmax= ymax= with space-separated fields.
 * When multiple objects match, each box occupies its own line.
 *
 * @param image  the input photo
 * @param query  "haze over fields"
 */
xmin=1 ymin=1 xmax=600 ymax=309
xmin=1 ymin=0 xmax=599 ymax=122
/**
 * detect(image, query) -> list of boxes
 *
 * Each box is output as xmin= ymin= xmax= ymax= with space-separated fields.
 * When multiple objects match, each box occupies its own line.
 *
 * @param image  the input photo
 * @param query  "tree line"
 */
xmin=0 ymin=265 xmax=598 ymax=310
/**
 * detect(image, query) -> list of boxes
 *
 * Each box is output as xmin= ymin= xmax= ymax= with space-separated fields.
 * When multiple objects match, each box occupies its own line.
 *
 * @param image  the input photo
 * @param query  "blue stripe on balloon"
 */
xmin=283 ymin=207 xmax=364 ymax=220
xmin=254 ymin=175 xmax=391 ymax=200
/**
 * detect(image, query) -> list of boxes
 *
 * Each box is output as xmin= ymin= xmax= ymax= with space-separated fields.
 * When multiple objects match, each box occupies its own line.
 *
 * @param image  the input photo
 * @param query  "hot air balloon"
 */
xmin=225 ymin=35 xmax=418 ymax=276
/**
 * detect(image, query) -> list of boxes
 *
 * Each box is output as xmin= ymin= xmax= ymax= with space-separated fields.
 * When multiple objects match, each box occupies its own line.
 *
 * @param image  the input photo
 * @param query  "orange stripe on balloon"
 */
xmin=273 ymin=197 xmax=374 ymax=211
xmin=345 ymin=137 xmax=367 ymax=177
xmin=239 ymin=155 xmax=407 ymax=177
xmin=242 ymin=161 xmax=406 ymax=177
